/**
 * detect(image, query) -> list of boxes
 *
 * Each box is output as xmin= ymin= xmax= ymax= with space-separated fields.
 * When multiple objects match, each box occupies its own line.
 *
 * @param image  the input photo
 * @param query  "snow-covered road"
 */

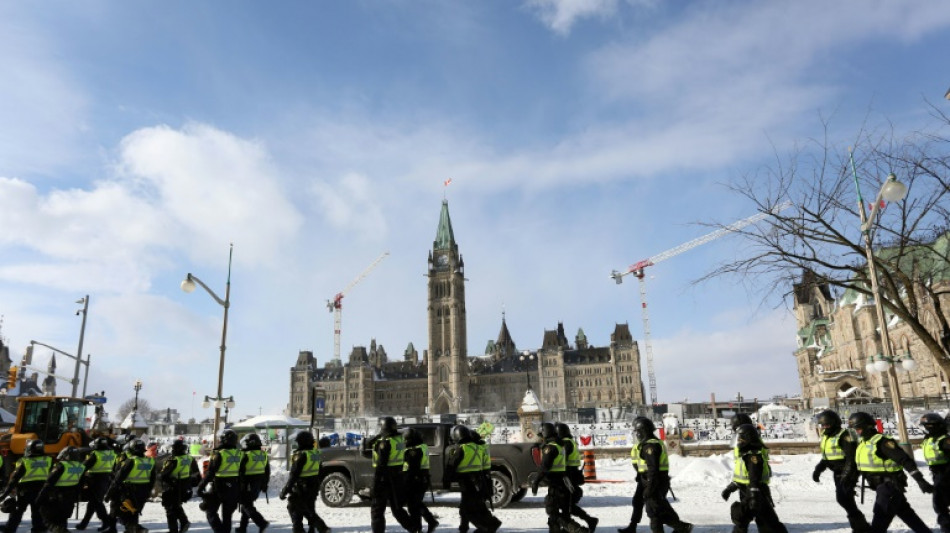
xmin=60 ymin=453 xmax=941 ymax=532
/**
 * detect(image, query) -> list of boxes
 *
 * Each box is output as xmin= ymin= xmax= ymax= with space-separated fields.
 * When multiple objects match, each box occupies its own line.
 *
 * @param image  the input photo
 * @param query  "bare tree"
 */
xmin=704 ymin=109 xmax=950 ymax=375
xmin=115 ymin=398 xmax=153 ymax=422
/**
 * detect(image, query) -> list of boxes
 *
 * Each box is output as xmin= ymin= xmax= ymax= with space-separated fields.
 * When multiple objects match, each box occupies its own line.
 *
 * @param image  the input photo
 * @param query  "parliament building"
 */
xmin=792 ymin=233 xmax=950 ymax=404
xmin=288 ymin=200 xmax=646 ymax=420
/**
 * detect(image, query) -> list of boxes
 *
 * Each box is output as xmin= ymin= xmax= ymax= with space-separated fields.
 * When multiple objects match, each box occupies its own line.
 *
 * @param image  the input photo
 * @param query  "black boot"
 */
xmin=585 ymin=517 xmax=598 ymax=533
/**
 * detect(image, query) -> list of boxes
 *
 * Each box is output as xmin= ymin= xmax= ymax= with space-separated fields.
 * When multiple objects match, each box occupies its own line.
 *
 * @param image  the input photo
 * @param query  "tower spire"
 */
xmin=434 ymin=200 xmax=456 ymax=251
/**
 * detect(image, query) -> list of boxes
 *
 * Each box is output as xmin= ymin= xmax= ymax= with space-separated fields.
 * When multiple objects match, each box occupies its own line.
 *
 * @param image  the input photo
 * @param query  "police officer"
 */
xmin=368 ymin=417 xmax=414 ymax=533
xmin=618 ymin=416 xmax=651 ymax=533
xmin=921 ymin=412 xmax=950 ymax=532
xmin=628 ymin=419 xmax=692 ymax=533
xmin=811 ymin=410 xmax=868 ymax=532
xmin=848 ymin=412 xmax=933 ymax=532
xmin=403 ymin=428 xmax=438 ymax=533
xmin=106 ymin=439 xmax=156 ymax=533
xmin=236 ymin=433 xmax=270 ymax=533
xmin=555 ymin=423 xmax=598 ymax=533
xmin=721 ymin=424 xmax=787 ymax=533
xmin=279 ymin=431 xmax=330 ymax=533
xmin=446 ymin=425 xmax=499 ymax=533
xmin=0 ymin=439 xmax=51 ymax=533
xmin=197 ymin=429 xmax=243 ymax=533
xmin=531 ymin=422 xmax=584 ymax=533
xmin=36 ymin=447 xmax=86 ymax=533
xmin=77 ymin=437 xmax=117 ymax=532
xmin=159 ymin=439 xmax=199 ymax=533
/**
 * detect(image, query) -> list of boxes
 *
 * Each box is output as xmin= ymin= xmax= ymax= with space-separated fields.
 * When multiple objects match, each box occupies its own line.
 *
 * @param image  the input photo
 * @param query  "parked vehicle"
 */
xmin=318 ymin=423 xmax=540 ymax=508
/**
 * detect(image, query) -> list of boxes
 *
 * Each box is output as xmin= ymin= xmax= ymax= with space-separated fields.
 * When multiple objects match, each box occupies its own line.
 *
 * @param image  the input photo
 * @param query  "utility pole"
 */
xmin=72 ymin=295 xmax=89 ymax=397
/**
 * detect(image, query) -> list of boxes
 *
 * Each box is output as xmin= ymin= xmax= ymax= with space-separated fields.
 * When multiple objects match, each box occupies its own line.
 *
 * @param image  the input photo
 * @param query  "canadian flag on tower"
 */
xmin=444 ymin=178 xmax=452 ymax=187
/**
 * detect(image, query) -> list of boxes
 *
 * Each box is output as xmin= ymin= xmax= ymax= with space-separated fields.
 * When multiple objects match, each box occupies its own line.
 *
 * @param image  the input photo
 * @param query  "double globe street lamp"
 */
xmin=181 ymin=244 xmax=233 ymax=447
xmin=850 ymin=155 xmax=912 ymax=454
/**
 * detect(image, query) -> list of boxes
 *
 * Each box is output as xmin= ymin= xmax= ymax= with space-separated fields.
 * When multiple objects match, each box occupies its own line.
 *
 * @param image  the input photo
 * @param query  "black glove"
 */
xmin=812 ymin=464 xmax=825 ymax=483
xmin=279 ymin=486 xmax=290 ymax=500
xmin=530 ymin=481 xmax=539 ymax=496
xmin=721 ymin=482 xmax=737 ymax=501
xmin=196 ymin=483 xmax=207 ymax=498
xmin=912 ymin=471 xmax=934 ymax=494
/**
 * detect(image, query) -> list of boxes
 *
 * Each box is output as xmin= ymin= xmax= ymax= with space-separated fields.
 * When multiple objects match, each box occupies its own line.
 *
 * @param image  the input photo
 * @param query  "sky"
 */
xmin=1 ymin=0 xmax=949 ymax=421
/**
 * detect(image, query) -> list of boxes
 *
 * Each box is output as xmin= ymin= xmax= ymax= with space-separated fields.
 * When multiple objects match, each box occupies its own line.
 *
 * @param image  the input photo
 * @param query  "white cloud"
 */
xmin=524 ymin=0 xmax=621 ymax=35
xmin=309 ymin=172 xmax=388 ymax=241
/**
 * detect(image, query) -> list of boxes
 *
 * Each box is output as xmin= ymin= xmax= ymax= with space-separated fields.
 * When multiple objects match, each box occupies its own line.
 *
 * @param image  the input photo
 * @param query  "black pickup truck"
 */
xmin=317 ymin=423 xmax=540 ymax=508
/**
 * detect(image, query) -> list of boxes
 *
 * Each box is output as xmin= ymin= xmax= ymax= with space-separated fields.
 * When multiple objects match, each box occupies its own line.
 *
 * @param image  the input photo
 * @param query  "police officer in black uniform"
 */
xmin=197 ymin=429 xmax=243 ymax=533
xmin=446 ymin=425 xmax=499 ymax=533
xmin=848 ymin=411 xmax=932 ymax=533
xmin=106 ymin=439 xmax=155 ymax=533
xmin=279 ymin=431 xmax=330 ymax=533
xmin=403 ymin=428 xmax=439 ymax=533
xmin=0 ymin=439 xmax=51 ymax=533
xmin=555 ymin=423 xmax=598 ymax=533
xmin=629 ymin=419 xmax=692 ymax=533
xmin=921 ymin=412 xmax=950 ymax=532
xmin=236 ymin=433 xmax=270 ymax=533
xmin=531 ymin=422 xmax=584 ymax=533
xmin=159 ymin=439 xmax=199 ymax=533
xmin=618 ymin=416 xmax=651 ymax=533
xmin=721 ymin=424 xmax=787 ymax=533
xmin=368 ymin=417 xmax=414 ymax=533
xmin=36 ymin=447 xmax=86 ymax=533
xmin=811 ymin=410 xmax=868 ymax=532
xmin=77 ymin=437 xmax=117 ymax=532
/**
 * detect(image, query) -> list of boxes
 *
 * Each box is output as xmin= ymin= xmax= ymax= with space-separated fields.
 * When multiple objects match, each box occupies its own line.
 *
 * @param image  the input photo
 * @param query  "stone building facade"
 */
xmin=288 ymin=200 xmax=646 ymax=420
xmin=793 ymin=236 xmax=950 ymax=403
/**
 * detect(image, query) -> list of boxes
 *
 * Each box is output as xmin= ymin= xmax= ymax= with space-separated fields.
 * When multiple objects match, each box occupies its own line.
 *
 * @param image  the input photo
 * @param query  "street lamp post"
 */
xmin=133 ymin=379 xmax=142 ymax=411
xmin=520 ymin=351 xmax=535 ymax=390
xmin=182 ymin=244 xmax=233 ymax=447
xmin=73 ymin=296 xmax=89 ymax=397
xmin=202 ymin=395 xmax=235 ymax=428
xmin=850 ymin=153 xmax=912 ymax=455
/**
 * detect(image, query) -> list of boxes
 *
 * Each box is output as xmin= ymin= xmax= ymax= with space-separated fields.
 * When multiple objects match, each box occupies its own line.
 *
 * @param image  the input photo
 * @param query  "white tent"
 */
xmin=231 ymin=414 xmax=309 ymax=429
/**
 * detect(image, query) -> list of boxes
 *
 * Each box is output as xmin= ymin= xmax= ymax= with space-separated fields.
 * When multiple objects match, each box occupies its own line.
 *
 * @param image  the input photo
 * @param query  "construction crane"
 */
xmin=610 ymin=201 xmax=792 ymax=407
xmin=327 ymin=251 xmax=390 ymax=364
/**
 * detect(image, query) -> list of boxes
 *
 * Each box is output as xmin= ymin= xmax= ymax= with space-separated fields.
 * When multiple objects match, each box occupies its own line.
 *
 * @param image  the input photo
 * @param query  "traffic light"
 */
xmin=23 ymin=344 xmax=33 ymax=365
xmin=7 ymin=366 xmax=17 ymax=388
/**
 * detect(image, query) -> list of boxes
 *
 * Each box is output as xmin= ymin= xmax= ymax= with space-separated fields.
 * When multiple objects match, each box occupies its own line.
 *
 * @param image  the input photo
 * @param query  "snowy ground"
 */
xmin=50 ymin=452 xmax=942 ymax=533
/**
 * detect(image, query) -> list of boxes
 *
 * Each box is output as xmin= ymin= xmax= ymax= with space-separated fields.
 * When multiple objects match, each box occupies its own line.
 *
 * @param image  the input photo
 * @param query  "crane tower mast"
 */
xmin=327 ymin=251 xmax=390 ymax=364
xmin=611 ymin=202 xmax=791 ymax=407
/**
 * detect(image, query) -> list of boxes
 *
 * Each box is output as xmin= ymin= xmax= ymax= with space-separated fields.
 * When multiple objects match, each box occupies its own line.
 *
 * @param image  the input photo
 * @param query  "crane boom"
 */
xmin=327 ymin=251 xmax=389 ymax=364
xmin=610 ymin=201 xmax=791 ymax=408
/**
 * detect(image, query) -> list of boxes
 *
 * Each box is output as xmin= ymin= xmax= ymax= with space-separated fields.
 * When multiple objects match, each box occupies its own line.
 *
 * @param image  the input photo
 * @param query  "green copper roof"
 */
xmin=434 ymin=200 xmax=456 ymax=251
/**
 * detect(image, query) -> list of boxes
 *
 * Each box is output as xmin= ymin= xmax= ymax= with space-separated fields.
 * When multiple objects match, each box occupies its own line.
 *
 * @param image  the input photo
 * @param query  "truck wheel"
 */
xmin=489 ymin=471 xmax=513 ymax=508
xmin=320 ymin=472 xmax=354 ymax=507
xmin=510 ymin=487 xmax=528 ymax=503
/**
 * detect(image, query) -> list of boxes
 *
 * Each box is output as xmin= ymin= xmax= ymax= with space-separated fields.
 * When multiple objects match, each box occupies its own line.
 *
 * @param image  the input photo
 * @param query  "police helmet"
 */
xmin=128 ymin=439 xmax=146 ymax=457
xmin=920 ymin=413 xmax=947 ymax=437
xmin=404 ymin=428 xmax=422 ymax=447
xmin=57 ymin=446 xmax=78 ymax=462
xmin=554 ymin=422 xmax=572 ymax=440
xmin=816 ymin=410 xmax=842 ymax=435
xmin=171 ymin=439 xmax=188 ymax=456
xmin=380 ymin=417 xmax=399 ymax=436
xmin=450 ymin=425 xmax=471 ymax=444
xmin=318 ymin=436 xmax=332 ymax=449
xmin=540 ymin=422 xmax=557 ymax=440
xmin=730 ymin=413 xmax=754 ymax=432
xmin=847 ymin=412 xmax=877 ymax=437
xmin=95 ymin=437 xmax=112 ymax=452
xmin=295 ymin=430 xmax=315 ymax=450
xmin=218 ymin=429 xmax=239 ymax=449
xmin=735 ymin=424 xmax=761 ymax=448
xmin=634 ymin=418 xmax=657 ymax=442
xmin=241 ymin=433 xmax=263 ymax=451
xmin=25 ymin=439 xmax=45 ymax=458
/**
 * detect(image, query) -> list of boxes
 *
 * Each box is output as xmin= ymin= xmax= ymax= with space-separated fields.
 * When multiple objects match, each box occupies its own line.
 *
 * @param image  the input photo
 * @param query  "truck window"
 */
xmin=21 ymin=402 xmax=49 ymax=437
xmin=417 ymin=427 xmax=438 ymax=447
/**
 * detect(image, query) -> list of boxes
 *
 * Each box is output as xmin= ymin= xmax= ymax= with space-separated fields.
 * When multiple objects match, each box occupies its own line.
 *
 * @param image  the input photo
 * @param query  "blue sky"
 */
xmin=1 ymin=1 xmax=949 ymax=420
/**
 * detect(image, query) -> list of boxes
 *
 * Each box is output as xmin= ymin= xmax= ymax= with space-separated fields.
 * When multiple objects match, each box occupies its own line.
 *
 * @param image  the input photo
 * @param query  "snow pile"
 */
xmin=671 ymin=453 xmax=732 ymax=487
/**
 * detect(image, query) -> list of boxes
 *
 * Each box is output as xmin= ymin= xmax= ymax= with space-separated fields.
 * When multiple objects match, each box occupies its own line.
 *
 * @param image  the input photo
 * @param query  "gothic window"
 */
xmin=440 ymin=365 xmax=449 ymax=382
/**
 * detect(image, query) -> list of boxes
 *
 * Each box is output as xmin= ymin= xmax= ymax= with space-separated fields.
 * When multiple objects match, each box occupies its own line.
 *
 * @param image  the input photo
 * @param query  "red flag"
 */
xmin=443 ymin=178 xmax=452 ymax=187
xmin=869 ymin=200 xmax=885 ymax=211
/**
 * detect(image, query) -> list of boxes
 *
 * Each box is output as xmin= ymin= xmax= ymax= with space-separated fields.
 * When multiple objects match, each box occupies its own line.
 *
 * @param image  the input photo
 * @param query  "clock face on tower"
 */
xmin=438 ymin=255 xmax=449 ymax=267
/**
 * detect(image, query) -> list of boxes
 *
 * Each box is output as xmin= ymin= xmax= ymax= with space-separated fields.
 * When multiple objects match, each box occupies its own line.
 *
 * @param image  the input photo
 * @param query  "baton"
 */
xmin=668 ymin=485 xmax=677 ymax=502
xmin=860 ymin=475 xmax=866 ymax=505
